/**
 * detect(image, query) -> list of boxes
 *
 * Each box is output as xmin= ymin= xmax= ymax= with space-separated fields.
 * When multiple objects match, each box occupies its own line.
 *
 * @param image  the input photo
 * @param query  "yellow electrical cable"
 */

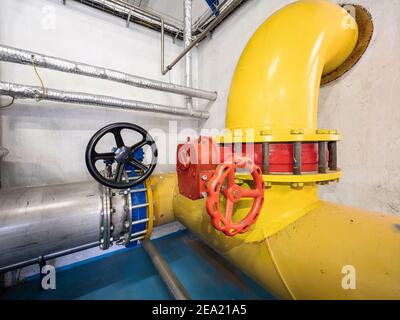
xmin=31 ymin=55 xmax=46 ymax=101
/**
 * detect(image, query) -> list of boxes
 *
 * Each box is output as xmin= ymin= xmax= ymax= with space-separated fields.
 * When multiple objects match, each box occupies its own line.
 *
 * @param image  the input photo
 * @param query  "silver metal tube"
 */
xmin=142 ymin=240 xmax=191 ymax=300
xmin=184 ymin=0 xmax=193 ymax=111
xmin=0 ymin=45 xmax=217 ymax=101
xmin=0 ymin=181 xmax=102 ymax=268
xmin=75 ymin=0 xmax=182 ymax=35
xmin=164 ymin=0 xmax=242 ymax=73
xmin=0 ymin=81 xmax=210 ymax=119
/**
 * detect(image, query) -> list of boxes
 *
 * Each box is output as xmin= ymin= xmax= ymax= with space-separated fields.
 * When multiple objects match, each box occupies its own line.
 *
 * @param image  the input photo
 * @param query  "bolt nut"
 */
xmin=110 ymin=225 xmax=114 ymax=231
xmin=100 ymin=238 xmax=104 ymax=244
xmin=201 ymin=192 xmax=207 ymax=198
xmin=201 ymin=175 xmax=208 ymax=181
xmin=100 ymin=226 xmax=104 ymax=232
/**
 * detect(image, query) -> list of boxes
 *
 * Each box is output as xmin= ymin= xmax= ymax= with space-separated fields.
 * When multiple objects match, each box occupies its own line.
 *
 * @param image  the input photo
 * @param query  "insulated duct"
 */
xmin=0 ymin=45 xmax=217 ymax=101
xmin=0 ymin=81 xmax=210 ymax=119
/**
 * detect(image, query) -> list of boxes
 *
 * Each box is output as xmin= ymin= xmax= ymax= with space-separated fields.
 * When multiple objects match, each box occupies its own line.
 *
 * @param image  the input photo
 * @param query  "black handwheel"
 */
xmin=85 ymin=122 xmax=158 ymax=189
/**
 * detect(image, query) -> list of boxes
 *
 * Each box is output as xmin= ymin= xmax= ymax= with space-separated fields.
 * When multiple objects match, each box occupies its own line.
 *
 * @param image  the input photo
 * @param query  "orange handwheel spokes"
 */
xmin=206 ymin=156 xmax=265 ymax=236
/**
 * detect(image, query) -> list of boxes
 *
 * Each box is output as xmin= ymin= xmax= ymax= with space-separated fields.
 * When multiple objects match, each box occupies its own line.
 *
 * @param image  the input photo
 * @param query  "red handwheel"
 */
xmin=206 ymin=156 xmax=265 ymax=236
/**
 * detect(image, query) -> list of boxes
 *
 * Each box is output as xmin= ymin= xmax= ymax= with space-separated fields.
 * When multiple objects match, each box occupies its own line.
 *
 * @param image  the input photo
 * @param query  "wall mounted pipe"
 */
xmin=183 ymin=0 xmax=193 ymax=111
xmin=104 ymin=0 xmax=171 ymax=76
xmin=0 ymin=81 xmax=210 ymax=119
xmin=74 ymin=0 xmax=183 ymax=36
xmin=0 ymin=45 xmax=217 ymax=101
xmin=162 ymin=0 xmax=243 ymax=74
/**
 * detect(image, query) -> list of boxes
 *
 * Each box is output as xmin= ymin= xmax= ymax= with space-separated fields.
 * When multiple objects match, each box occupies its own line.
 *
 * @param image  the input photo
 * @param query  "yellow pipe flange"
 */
xmin=216 ymin=128 xmax=341 ymax=144
xmin=236 ymin=170 xmax=341 ymax=184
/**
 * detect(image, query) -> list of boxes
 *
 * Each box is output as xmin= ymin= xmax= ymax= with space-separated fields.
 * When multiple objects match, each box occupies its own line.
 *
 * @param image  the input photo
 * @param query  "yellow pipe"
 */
xmin=149 ymin=172 xmax=177 ymax=227
xmin=226 ymin=0 xmax=358 ymax=134
xmin=153 ymin=0 xmax=400 ymax=299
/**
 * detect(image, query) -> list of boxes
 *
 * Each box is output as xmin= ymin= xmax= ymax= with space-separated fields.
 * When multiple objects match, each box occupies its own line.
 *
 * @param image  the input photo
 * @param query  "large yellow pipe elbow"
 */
xmin=226 ymin=0 xmax=358 ymax=133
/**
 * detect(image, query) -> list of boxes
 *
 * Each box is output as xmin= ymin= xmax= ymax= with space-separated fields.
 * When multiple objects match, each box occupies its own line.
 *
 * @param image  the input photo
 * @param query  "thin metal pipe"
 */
xmin=108 ymin=0 xmax=170 ymax=76
xmin=0 ymin=81 xmax=210 ymax=119
xmin=163 ymin=0 xmax=243 ymax=73
xmin=0 ymin=45 xmax=217 ymax=101
xmin=75 ymin=0 xmax=182 ymax=35
xmin=142 ymin=240 xmax=191 ymax=300
xmin=184 ymin=0 xmax=193 ymax=111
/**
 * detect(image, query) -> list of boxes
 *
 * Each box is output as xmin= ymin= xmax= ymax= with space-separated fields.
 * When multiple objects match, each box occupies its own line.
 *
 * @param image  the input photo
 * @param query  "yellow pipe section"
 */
xmin=154 ymin=0 xmax=400 ymax=299
xmin=226 ymin=0 xmax=358 ymax=133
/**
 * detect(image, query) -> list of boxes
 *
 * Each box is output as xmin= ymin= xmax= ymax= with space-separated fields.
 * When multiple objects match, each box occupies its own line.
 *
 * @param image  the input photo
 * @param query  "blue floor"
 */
xmin=0 ymin=230 xmax=275 ymax=300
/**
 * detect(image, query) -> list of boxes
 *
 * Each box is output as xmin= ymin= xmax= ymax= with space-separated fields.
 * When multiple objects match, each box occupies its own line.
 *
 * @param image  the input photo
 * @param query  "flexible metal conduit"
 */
xmin=0 ymin=45 xmax=217 ymax=101
xmin=0 ymin=81 xmax=210 ymax=119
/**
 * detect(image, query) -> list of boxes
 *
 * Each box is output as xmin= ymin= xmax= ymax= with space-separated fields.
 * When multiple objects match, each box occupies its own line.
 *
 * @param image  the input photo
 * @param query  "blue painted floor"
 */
xmin=0 ymin=230 xmax=275 ymax=300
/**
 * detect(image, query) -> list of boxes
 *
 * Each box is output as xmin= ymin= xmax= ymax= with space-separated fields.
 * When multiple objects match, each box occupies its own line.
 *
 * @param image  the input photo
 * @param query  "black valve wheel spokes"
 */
xmin=85 ymin=122 xmax=158 ymax=189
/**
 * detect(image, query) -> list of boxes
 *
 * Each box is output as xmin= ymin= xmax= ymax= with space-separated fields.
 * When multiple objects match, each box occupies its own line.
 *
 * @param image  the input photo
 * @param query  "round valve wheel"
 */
xmin=206 ymin=156 xmax=265 ymax=236
xmin=85 ymin=122 xmax=157 ymax=189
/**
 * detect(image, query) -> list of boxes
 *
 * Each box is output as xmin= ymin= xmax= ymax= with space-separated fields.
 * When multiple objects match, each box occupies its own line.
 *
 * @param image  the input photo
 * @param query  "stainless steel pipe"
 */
xmin=163 ymin=0 xmax=243 ymax=73
xmin=0 ymin=45 xmax=217 ymax=101
xmin=75 ymin=0 xmax=182 ymax=36
xmin=0 ymin=81 xmax=210 ymax=119
xmin=142 ymin=240 xmax=191 ymax=300
xmin=184 ymin=0 xmax=193 ymax=111
xmin=0 ymin=181 xmax=102 ymax=268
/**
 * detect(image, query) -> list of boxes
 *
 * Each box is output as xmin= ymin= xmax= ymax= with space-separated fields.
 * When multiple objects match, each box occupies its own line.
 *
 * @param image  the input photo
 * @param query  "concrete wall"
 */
xmin=0 ymin=0 xmax=203 ymax=188
xmin=197 ymin=0 xmax=400 ymax=215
